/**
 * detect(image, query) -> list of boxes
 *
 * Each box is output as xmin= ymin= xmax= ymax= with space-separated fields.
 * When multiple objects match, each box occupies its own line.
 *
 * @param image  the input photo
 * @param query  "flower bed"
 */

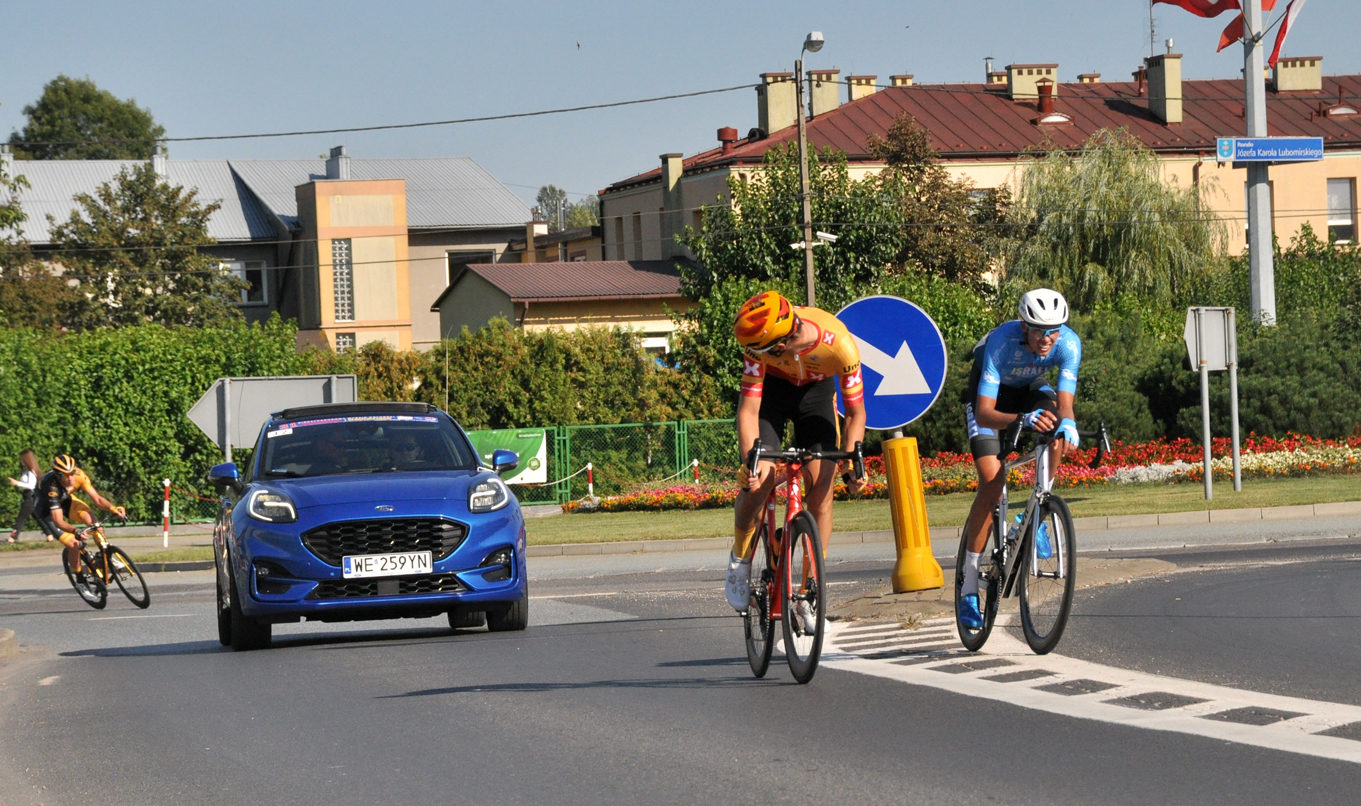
xmin=559 ymin=434 xmax=1361 ymax=514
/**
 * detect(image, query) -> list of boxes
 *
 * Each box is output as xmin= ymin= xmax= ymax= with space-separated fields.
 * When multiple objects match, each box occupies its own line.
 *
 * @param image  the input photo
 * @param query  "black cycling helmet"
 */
xmin=52 ymin=454 xmax=77 ymax=474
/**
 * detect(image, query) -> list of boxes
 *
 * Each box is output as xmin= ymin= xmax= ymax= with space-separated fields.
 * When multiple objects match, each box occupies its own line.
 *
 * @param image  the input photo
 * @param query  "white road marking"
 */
xmin=38 ymin=676 xmax=60 ymax=686
xmin=825 ymin=617 xmax=1361 ymax=764
xmin=89 ymin=613 xmax=196 ymax=621
xmin=529 ymin=592 xmax=620 ymax=600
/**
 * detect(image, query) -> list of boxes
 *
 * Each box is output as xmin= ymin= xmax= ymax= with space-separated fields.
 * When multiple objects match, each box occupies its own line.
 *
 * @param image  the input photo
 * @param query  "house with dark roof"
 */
xmin=600 ymin=54 xmax=1361 ymax=260
xmin=0 ymin=145 xmax=531 ymax=351
xmin=431 ymin=259 xmax=693 ymax=353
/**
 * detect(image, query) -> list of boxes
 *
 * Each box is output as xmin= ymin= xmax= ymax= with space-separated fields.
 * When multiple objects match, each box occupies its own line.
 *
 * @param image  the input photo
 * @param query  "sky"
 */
xmin=4 ymin=1 xmax=1358 ymax=208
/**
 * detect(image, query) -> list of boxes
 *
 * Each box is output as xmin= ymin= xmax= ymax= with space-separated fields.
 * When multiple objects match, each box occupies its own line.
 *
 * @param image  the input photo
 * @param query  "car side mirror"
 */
xmin=209 ymin=462 xmax=244 ymax=495
xmin=490 ymin=449 xmax=519 ymax=475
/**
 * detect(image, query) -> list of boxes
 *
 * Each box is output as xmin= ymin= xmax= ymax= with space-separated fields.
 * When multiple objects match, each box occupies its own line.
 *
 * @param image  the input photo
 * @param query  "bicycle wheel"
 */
xmin=954 ymin=517 xmax=1001 ymax=652
xmin=62 ymin=548 xmax=106 ymax=610
xmin=1019 ymin=495 xmax=1077 ymax=654
xmin=781 ymin=512 xmax=824 ymax=684
xmin=106 ymin=547 xmax=150 ymax=609
xmin=743 ymin=524 xmax=776 ymax=678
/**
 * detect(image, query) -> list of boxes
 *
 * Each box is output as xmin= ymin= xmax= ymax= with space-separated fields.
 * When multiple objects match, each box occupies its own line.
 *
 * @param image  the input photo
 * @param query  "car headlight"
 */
xmin=247 ymin=490 xmax=298 ymax=523
xmin=468 ymin=476 xmax=510 ymax=513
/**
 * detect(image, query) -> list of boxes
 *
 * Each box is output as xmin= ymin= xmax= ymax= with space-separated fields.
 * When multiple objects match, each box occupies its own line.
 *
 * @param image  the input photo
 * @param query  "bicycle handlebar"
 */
xmin=745 ymin=440 xmax=866 ymax=482
xmin=1008 ymin=419 xmax=1112 ymax=468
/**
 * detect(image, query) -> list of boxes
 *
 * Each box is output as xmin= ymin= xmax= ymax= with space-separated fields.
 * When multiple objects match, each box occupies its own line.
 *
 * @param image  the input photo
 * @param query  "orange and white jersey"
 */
xmin=739 ymin=306 xmax=864 ymax=407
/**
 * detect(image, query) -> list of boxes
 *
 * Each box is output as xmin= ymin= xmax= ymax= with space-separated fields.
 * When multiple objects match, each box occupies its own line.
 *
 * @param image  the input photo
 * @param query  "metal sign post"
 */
xmin=188 ymin=375 xmax=359 ymax=460
xmin=1183 ymin=308 xmax=1242 ymax=499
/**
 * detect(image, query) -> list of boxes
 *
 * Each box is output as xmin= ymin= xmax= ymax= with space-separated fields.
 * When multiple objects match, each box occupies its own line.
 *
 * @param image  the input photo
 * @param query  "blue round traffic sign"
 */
xmin=835 ymin=296 xmax=949 ymax=430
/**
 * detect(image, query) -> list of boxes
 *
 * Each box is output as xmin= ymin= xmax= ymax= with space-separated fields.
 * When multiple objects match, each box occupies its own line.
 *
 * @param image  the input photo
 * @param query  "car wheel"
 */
xmin=216 ymin=561 xmax=232 ymax=647
xmin=227 ymin=559 xmax=272 ymax=651
xmin=485 ymin=586 xmax=529 ymax=633
xmin=447 ymin=607 xmax=486 ymax=630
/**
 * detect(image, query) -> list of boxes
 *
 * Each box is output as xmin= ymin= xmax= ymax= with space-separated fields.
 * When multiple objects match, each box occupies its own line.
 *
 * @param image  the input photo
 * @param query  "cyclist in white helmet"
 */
xmin=957 ymin=288 xmax=1082 ymax=630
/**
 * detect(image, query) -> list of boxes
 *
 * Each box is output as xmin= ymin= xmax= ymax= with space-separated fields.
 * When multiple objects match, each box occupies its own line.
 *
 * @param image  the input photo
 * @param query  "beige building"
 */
xmin=600 ymin=55 xmax=1361 ymax=259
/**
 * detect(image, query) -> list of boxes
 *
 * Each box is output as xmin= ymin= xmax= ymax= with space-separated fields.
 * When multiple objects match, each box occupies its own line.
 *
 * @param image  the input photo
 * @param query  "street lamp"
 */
xmin=795 ymin=31 xmax=824 ymax=306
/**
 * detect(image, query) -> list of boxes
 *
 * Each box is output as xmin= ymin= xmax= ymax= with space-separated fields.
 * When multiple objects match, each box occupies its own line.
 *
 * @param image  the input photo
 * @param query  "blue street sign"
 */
xmin=1215 ymin=136 xmax=1323 ymax=163
xmin=835 ymin=296 xmax=948 ymax=430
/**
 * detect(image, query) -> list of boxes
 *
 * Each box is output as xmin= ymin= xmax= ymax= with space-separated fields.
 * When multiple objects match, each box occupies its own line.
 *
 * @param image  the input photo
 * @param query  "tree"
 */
xmin=0 ymin=160 xmax=81 ymax=329
xmin=49 ymin=163 xmax=245 ymax=328
xmin=993 ymin=129 xmax=1227 ymax=318
xmin=8 ymin=75 xmax=166 ymax=160
xmin=564 ymin=195 xmax=599 ymax=229
xmin=535 ymin=184 xmax=569 ymax=230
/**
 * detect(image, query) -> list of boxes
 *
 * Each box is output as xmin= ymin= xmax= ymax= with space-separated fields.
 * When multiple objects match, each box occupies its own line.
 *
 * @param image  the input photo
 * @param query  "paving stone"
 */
xmin=931 ymin=658 xmax=1017 ymax=674
xmin=1201 ymin=707 xmax=1307 ymax=726
xmin=1106 ymin=691 xmax=1209 ymax=710
xmin=1317 ymin=722 xmax=1361 ymax=741
xmin=983 ymin=668 xmax=1057 ymax=684
xmin=1035 ymin=678 xmax=1120 ymax=696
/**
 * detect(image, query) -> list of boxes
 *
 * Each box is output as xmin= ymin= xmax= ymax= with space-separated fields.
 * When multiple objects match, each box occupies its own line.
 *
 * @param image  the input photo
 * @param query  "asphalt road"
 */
xmin=2 ymin=517 xmax=1360 ymax=805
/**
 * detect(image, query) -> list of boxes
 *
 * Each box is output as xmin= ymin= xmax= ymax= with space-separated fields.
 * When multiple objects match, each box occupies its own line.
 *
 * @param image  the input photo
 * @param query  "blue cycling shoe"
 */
xmin=1035 ymin=522 xmax=1053 ymax=560
xmin=957 ymin=593 xmax=983 ymax=629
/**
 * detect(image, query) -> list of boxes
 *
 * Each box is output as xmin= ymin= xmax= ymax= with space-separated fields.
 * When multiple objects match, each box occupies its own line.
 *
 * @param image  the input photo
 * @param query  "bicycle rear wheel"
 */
xmin=1019 ymin=495 xmax=1077 ymax=654
xmin=781 ymin=513 xmax=825 ymax=684
xmin=106 ymin=547 xmax=150 ymax=609
xmin=62 ymin=548 xmax=106 ymax=610
xmin=743 ymin=525 xmax=775 ymax=678
xmin=955 ymin=517 xmax=1001 ymax=652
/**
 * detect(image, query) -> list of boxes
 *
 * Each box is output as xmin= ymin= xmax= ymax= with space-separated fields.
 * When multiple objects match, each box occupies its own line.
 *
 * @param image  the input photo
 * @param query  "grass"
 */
xmin=524 ymin=474 xmax=1361 ymax=546
xmin=127 ymin=547 xmax=215 ymax=563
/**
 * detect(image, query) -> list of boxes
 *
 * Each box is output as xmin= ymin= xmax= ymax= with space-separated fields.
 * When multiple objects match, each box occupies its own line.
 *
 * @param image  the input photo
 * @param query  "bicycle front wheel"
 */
xmin=743 ymin=525 xmax=775 ymax=678
xmin=781 ymin=513 xmax=825 ymax=684
xmin=1019 ymin=496 xmax=1077 ymax=654
xmin=106 ymin=547 xmax=150 ymax=609
xmin=63 ymin=548 xmax=107 ymax=609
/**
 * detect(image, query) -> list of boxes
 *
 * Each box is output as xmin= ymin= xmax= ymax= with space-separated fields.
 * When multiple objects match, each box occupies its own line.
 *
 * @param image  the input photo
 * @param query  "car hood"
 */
xmin=273 ymin=471 xmax=480 ymax=509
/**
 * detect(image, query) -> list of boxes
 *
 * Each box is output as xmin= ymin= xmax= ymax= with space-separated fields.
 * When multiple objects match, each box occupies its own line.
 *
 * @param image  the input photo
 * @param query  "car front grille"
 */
xmin=307 ymin=573 xmax=465 ymax=600
xmin=301 ymin=518 xmax=467 ymax=566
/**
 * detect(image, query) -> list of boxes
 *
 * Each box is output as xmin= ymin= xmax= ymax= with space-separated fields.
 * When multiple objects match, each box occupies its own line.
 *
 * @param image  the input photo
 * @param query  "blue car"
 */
xmin=208 ymin=401 xmax=527 ymax=651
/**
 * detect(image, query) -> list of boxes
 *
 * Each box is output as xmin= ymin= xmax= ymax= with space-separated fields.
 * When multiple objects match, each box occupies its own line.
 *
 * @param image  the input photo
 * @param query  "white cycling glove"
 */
xmin=1058 ymin=417 xmax=1080 ymax=447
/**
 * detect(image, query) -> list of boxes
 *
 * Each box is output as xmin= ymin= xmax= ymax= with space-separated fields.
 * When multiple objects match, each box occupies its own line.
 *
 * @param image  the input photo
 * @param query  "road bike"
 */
xmin=955 ymin=421 xmax=1110 ymax=654
xmin=61 ymin=521 xmax=151 ymax=610
xmin=741 ymin=440 xmax=864 ymax=684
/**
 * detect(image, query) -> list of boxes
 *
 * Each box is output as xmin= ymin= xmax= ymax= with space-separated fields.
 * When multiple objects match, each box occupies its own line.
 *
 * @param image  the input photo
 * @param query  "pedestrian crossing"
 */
xmin=824 ymin=616 xmax=1361 ymax=765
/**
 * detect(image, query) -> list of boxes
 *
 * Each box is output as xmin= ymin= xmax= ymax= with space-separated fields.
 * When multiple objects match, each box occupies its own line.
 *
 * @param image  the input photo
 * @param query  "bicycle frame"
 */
xmin=995 ymin=434 xmax=1065 ymax=598
xmin=756 ymin=459 xmax=809 ymax=621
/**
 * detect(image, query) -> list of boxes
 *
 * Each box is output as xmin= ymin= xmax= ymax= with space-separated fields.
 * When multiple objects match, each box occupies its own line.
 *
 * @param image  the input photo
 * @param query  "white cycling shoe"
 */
xmin=793 ymin=599 xmax=818 ymax=635
xmin=725 ymin=553 xmax=751 ymax=612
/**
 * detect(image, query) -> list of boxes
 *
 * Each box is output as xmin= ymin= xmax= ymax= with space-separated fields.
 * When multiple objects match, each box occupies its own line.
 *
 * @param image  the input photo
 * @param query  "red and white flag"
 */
xmin=1153 ymin=0 xmax=1240 ymax=18
xmin=1217 ymin=0 xmax=1278 ymax=52
xmin=1267 ymin=0 xmax=1308 ymax=68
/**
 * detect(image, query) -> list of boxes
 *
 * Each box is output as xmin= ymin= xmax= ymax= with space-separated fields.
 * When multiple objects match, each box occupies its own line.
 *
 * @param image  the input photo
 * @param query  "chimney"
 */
xmin=808 ymin=69 xmax=840 ymax=117
xmin=522 ymin=219 xmax=548 ymax=263
xmin=1007 ymin=64 xmax=1058 ymax=100
xmin=718 ymin=127 xmax=739 ymax=155
xmin=1037 ymin=79 xmax=1055 ymax=115
xmin=152 ymin=143 xmax=168 ymax=178
xmin=1274 ymin=56 xmax=1323 ymax=92
xmin=985 ymin=57 xmax=994 ymax=81
xmin=1132 ymin=65 xmax=1147 ymax=96
xmin=847 ymin=75 xmax=878 ymax=102
xmin=325 ymin=145 xmax=350 ymax=180
xmin=757 ymin=72 xmax=798 ymax=133
xmin=660 ymin=153 xmax=686 ymax=258
xmin=0 ymin=144 xmax=12 ymax=177
xmin=1146 ymin=53 xmax=1182 ymax=124
xmin=890 ymin=74 xmax=915 ymax=87
xmin=1078 ymin=73 xmax=1101 ymax=84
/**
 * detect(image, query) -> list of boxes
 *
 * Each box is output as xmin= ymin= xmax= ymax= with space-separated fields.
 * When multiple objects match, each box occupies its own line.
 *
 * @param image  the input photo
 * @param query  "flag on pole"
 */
xmin=1267 ymin=0 xmax=1307 ymax=68
xmin=1153 ymin=0 xmax=1240 ymax=18
xmin=1217 ymin=0 xmax=1277 ymax=53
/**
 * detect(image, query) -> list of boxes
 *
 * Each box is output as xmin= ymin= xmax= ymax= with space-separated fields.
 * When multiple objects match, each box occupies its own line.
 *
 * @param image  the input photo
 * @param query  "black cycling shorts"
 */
xmin=964 ymin=360 xmax=1057 ymax=459
xmin=757 ymin=375 xmax=839 ymax=453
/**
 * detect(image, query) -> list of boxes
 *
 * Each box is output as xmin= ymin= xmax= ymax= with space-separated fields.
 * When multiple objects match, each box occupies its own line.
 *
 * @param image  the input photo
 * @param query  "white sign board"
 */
xmin=188 ymin=375 xmax=358 ymax=456
xmin=1183 ymin=307 xmax=1235 ymax=372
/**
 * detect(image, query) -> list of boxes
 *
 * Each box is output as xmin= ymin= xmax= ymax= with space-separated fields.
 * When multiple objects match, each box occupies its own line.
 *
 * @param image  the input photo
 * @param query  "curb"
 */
xmin=139 ymin=561 xmax=215 ymax=573
xmin=525 ymin=499 xmax=1361 ymax=557
xmin=0 ymin=628 xmax=17 ymax=660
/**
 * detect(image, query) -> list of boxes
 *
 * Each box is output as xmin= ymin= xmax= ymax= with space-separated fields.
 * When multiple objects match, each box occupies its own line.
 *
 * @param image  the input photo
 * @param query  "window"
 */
xmin=332 ymin=239 xmax=354 ymax=322
xmin=335 ymin=332 xmax=356 ymax=352
xmin=614 ymin=216 xmax=624 ymax=260
xmin=446 ymin=250 xmax=495 ymax=286
xmin=631 ymin=212 xmax=642 ymax=259
xmin=1327 ymin=178 xmax=1355 ymax=243
xmin=220 ymin=259 xmax=267 ymax=305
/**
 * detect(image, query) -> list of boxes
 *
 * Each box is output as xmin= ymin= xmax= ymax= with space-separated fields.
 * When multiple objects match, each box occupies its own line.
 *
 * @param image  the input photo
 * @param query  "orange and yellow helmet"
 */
xmin=733 ymin=291 xmax=797 ymax=351
xmin=52 ymin=454 xmax=77 ymax=474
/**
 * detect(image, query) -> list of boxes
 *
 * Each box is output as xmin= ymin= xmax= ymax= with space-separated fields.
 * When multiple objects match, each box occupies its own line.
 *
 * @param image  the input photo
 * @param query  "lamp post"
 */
xmin=795 ymin=31 xmax=824 ymax=307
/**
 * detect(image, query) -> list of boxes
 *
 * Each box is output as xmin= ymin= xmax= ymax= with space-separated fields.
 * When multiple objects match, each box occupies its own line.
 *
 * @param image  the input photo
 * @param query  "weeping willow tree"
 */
xmin=996 ymin=129 xmax=1228 ymax=315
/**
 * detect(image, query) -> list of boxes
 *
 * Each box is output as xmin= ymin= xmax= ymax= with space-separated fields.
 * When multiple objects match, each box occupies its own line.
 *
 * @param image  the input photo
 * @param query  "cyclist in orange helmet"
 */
xmin=727 ymin=291 xmax=868 ymax=617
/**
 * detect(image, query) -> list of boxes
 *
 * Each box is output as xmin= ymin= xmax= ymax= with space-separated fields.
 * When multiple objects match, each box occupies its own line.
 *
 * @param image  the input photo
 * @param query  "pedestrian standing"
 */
xmin=7 ymin=449 xmax=41 ymax=543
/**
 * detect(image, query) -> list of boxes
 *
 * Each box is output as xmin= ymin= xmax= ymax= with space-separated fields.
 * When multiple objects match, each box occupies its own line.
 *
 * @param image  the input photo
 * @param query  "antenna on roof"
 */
xmin=1149 ymin=1 xmax=1157 ymax=59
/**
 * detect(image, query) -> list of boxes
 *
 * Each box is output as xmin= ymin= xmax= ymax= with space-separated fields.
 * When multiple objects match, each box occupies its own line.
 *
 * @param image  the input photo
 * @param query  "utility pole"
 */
xmin=795 ymin=57 xmax=816 ymax=307
xmin=1243 ymin=0 xmax=1277 ymax=324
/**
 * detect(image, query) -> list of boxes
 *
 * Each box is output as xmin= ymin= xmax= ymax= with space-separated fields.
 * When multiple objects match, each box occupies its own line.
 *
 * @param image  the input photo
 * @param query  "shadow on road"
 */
xmin=380 ymin=675 xmax=785 ymax=698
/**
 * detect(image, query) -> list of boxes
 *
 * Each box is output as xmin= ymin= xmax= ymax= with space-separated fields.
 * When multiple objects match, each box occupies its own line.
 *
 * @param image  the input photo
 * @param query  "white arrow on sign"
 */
xmin=853 ymin=335 xmax=931 ymax=396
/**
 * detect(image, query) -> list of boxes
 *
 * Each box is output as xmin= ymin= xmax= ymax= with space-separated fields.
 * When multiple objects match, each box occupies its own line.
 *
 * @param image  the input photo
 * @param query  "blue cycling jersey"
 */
xmin=973 ymin=321 xmax=1081 ymax=399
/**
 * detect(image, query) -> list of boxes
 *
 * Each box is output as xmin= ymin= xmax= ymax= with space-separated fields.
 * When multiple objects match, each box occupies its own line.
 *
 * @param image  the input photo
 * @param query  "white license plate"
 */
xmin=342 ymin=551 xmax=432 ymax=579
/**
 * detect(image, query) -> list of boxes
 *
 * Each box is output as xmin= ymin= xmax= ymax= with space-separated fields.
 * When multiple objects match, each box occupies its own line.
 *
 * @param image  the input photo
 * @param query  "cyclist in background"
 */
xmin=727 ymin=291 xmax=868 ymax=617
xmin=37 ymin=455 xmax=127 ymax=577
xmin=958 ymin=289 xmax=1082 ymax=629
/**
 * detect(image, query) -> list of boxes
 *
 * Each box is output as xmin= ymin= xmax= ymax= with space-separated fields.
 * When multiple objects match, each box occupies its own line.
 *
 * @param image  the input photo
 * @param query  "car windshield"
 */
xmin=258 ymin=414 xmax=477 ymax=478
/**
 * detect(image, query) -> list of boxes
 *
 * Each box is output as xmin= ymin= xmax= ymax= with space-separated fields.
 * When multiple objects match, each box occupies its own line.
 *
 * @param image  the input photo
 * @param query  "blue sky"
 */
xmin=4 ymin=1 xmax=1357 ymax=207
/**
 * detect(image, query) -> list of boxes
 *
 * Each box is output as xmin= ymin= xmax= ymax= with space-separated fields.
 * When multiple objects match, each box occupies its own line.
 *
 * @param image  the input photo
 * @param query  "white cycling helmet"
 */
xmin=1017 ymin=288 xmax=1069 ymax=327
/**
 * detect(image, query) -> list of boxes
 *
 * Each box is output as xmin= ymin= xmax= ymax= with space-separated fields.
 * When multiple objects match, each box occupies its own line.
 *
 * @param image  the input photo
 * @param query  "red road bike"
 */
xmin=741 ymin=440 xmax=864 ymax=684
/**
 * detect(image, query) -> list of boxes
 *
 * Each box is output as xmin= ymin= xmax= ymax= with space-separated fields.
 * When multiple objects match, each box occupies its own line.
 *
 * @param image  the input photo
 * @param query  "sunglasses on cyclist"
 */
xmin=751 ymin=317 xmax=801 ymax=353
xmin=1029 ymin=325 xmax=1062 ymax=339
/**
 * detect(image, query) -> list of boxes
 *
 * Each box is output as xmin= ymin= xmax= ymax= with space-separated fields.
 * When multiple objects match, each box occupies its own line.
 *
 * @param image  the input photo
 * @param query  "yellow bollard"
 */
xmin=884 ymin=436 xmax=944 ymax=593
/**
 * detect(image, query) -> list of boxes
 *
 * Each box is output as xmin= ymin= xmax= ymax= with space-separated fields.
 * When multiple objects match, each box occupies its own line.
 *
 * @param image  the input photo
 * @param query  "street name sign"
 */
xmin=1216 ymin=136 xmax=1323 ymax=163
xmin=188 ymin=375 xmax=358 ymax=459
xmin=834 ymin=296 xmax=948 ymax=431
